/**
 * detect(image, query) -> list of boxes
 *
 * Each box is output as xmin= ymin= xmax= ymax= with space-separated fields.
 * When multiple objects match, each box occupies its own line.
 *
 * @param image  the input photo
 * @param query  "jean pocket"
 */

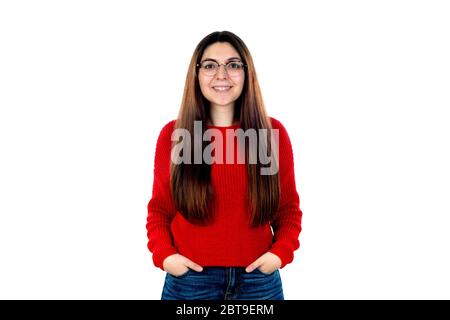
xmin=169 ymin=268 xmax=192 ymax=279
xmin=254 ymin=268 xmax=275 ymax=276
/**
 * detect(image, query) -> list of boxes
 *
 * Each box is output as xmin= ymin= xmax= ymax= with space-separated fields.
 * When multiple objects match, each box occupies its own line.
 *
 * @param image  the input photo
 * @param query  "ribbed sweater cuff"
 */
xmin=152 ymin=245 xmax=178 ymax=271
xmin=269 ymin=241 xmax=295 ymax=269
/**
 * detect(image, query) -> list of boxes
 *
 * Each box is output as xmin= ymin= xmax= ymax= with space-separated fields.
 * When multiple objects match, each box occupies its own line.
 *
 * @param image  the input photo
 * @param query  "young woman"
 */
xmin=146 ymin=31 xmax=303 ymax=300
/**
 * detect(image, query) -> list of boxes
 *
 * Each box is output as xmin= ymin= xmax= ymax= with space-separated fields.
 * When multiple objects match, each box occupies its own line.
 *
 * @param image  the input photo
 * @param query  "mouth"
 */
xmin=212 ymin=86 xmax=233 ymax=92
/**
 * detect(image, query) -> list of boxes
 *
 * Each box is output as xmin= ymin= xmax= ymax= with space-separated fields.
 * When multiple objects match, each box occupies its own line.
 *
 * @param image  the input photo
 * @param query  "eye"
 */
xmin=227 ymin=62 xmax=242 ymax=69
xmin=203 ymin=62 xmax=218 ymax=69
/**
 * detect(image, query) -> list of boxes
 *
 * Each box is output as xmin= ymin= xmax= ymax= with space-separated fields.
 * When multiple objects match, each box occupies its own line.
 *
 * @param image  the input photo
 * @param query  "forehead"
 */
xmin=201 ymin=42 xmax=241 ymax=61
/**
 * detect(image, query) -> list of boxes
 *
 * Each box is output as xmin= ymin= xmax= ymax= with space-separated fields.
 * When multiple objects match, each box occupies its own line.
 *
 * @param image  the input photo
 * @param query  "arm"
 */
xmin=268 ymin=119 xmax=303 ymax=268
xmin=146 ymin=121 xmax=178 ymax=270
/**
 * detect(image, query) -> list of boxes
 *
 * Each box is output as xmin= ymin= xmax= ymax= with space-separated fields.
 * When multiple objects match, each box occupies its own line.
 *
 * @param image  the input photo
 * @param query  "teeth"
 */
xmin=213 ymin=86 xmax=231 ymax=92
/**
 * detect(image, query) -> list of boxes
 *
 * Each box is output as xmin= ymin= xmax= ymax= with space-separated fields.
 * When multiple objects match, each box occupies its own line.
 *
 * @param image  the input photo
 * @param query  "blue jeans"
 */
xmin=161 ymin=267 xmax=284 ymax=300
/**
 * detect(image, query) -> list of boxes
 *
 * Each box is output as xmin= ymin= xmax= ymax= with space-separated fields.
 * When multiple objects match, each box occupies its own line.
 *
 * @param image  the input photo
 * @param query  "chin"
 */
xmin=209 ymin=96 xmax=238 ymax=106
xmin=212 ymin=100 xmax=235 ymax=107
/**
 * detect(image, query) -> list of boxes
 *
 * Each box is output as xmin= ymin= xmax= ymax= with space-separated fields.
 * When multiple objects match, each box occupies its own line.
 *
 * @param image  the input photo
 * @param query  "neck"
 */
xmin=208 ymin=103 xmax=236 ymax=126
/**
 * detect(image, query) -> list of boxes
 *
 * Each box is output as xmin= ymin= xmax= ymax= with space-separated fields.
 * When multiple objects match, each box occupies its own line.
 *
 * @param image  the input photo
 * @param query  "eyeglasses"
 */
xmin=196 ymin=60 xmax=247 ymax=76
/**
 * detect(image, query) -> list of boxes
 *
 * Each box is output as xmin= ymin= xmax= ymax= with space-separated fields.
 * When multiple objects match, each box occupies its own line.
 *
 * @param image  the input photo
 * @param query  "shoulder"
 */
xmin=154 ymin=119 xmax=177 ymax=154
xmin=153 ymin=120 xmax=177 ymax=167
xmin=160 ymin=119 xmax=177 ymax=134
xmin=268 ymin=116 xmax=290 ymax=139
xmin=268 ymin=116 xmax=295 ymax=160
xmin=156 ymin=119 xmax=177 ymax=140
xmin=269 ymin=116 xmax=288 ymax=131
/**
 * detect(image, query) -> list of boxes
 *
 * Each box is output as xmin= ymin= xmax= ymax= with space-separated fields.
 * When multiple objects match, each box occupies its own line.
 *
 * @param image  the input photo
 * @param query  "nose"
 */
xmin=215 ymin=64 xmax=229 ymax=79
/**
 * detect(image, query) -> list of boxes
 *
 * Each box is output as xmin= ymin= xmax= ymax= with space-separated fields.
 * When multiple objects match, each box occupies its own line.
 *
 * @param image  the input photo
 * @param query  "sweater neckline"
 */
xmin=206 ymin=123 xmax=240 ymax=129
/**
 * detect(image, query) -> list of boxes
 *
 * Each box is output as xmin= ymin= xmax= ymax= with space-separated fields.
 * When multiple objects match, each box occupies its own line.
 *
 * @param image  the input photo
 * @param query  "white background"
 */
xmin=1 ymin=0 xmax=449 ymax=299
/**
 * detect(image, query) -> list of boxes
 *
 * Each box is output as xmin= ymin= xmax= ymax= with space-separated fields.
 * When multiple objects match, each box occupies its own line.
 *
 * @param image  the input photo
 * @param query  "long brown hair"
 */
xmin=170 ymin=31 xmax=280 ymax=228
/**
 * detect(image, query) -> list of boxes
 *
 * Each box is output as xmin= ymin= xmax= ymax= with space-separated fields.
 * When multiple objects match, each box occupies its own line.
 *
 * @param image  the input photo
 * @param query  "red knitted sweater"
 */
xmin=146 ymin=117 xmax=302 ymax=270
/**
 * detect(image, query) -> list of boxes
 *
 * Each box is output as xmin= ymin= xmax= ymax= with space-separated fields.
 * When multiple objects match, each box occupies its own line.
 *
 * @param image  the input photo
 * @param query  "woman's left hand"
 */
xmin=245 ymin=252 xmax=282 ymax=274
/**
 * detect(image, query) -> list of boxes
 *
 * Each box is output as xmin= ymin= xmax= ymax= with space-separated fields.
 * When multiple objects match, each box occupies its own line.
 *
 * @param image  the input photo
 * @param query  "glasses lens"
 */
xmin=201 ymin=61 xmax=218 ymax=75
xmin=226 ymin=62 xmax=244 ymax=75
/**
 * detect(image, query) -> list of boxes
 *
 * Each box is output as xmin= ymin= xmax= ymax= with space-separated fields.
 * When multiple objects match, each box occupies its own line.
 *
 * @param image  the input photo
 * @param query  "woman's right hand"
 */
xmin=162 ymin=253 xmax=203 ymax=277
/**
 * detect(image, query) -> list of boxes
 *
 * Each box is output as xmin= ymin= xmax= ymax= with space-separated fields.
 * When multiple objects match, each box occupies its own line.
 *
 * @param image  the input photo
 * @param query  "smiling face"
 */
xmin=198 ymin=42 xmax=245 ymax=111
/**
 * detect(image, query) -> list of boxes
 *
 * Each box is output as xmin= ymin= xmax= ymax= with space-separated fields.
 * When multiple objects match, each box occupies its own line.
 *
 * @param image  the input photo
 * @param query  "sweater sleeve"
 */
xmin=146 ymin=120 xmax=178 ymax=270
xmin=268 ymin=118 xmax=303 ymax=269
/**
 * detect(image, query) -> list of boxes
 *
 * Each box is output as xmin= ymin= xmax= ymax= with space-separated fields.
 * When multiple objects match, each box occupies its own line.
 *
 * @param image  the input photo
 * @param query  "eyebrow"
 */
xmin=201 ymin=57 xmax=242 ymax=63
